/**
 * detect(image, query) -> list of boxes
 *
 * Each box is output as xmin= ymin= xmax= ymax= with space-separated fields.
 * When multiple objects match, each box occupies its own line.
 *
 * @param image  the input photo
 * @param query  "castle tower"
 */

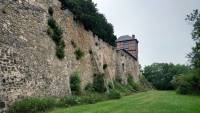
xmin=116 ymin=35 xmax=139 ymax=60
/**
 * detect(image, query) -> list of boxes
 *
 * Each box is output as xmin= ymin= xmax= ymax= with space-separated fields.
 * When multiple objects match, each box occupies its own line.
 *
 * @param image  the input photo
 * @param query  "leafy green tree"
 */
xmin=186 ymin=9 xmax=200 ymax=69
xmin=172 ymin=9 xmax=200 ymax=95
xmin=143 ymin=63 xmax=191 ymax=90
xmin=59 ymin=0 xmax=117 ymax=46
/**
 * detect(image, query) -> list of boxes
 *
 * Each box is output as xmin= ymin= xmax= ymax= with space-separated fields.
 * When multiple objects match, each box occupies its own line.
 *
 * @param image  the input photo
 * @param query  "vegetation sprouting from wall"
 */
xmin=47 ymin=7 xmax=65 ymax=59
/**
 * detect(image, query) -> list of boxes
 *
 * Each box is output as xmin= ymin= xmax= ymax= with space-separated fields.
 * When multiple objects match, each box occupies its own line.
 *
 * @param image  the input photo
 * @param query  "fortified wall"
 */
xmin=0 ymin=0 xmax=140 ymax=112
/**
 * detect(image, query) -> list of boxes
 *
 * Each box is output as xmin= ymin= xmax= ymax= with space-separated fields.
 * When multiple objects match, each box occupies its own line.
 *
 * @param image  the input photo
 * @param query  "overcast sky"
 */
xmin=92 ymin=0 xmax=200 ymax=67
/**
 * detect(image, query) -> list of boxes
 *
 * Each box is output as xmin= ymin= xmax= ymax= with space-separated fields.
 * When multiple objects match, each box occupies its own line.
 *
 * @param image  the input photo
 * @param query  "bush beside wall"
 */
xmin=172 ymin=69 xmax=200 ymax=95
xmin=9 ymin=98 xmax=56 ymax=113
xmin=107 ymin=89 xmax=121 ymax=99
xmin=70 ymin=72 xmax=81 ymax=95
xmin=127 ymin=74 xmax=139 ymax=91
xmin=112 ymin=74 xmax=140 ymax=96
xmin=93 ymin=73 xmax=106 ymax=93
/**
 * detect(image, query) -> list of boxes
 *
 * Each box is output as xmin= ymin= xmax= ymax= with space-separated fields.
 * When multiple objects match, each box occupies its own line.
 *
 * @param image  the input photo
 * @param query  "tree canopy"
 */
xmin=186 ymin=9 xmax=200 ymax=69
xmin=143 ymin=63 xmax=191 ymax=90
xmin=171 ymin=9 xmax=200 ymax=95
xmin=59 ymin=0 xmax=117 ymax=46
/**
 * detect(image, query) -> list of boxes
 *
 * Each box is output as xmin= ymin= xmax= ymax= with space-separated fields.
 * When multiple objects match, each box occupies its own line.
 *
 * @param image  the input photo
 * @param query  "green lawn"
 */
xmin=49 ymin=91 xmax=200 ymax=113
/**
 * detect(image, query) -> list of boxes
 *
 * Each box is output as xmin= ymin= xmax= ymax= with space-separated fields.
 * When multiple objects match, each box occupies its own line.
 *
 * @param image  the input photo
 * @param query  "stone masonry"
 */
xmin=0 ymin=0 xmax=140 ymax=112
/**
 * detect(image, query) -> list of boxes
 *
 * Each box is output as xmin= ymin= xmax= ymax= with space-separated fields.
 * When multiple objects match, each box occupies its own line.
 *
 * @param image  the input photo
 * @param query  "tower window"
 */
xmin=123 ymin=41 xmax=128 ymax=50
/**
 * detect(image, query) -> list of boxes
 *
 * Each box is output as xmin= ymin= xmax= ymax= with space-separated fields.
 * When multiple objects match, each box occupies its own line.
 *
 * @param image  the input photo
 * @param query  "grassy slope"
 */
xmin=49 ymin=91 xmax=200 ymax=113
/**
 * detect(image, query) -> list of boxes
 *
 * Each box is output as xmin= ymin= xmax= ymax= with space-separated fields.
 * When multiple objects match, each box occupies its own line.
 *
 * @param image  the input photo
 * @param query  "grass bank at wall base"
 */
xmin=49 ymin=91 xmax=200 ymax=113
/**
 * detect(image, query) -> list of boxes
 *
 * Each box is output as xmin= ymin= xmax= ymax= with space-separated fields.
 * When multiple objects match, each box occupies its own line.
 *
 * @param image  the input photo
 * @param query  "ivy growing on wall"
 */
xmin=47 ymin=7 xmax=65 ymax=59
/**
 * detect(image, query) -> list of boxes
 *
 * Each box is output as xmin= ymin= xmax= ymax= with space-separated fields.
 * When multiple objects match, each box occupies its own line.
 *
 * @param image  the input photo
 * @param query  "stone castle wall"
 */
xmin=0 ymin=0 xmax=140 ymax=112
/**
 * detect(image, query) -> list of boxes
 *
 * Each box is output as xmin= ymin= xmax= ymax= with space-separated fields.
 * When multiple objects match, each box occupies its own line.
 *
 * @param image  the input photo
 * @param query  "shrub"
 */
xmin=93 ymin=73 xmax=106 ymax=93
xmin=127 ymin=74 xmax=139 ymax=91
xmin=81 ymin=92 xmax=108 ymax=104
xmin=70 ymin=72 xmax=81 ymax=95
xmin=54 ymin=99 xmax=66 ymax=107
xmin=126 ymin=84 xmax=137 ymax=92
xmin=189 ymin=74 xmax=200 ymax=93
xmin=80 ymin=94 xmax=97 ymax=104
xmin=52 ymin=26 xmax=63 ymax=44
xmin=56 ymin=40 xmax=65 ymax=59
xmin=172 ymin=75 xmax=189 ymax=94
xmin=177 ymin=81 xmax=191 ymax=94
xmin=74 ymin=48 xmax=85 ymax=60
xmin=173 ymin=69 xmax=200 ymax=95
xmin=113 ymin=81 xmax=132 ymax=96
xmin=143 ymin=63 xmax=191 ymax=90
xmin=138 ymin=74 xmax=153 ymax=90
xmin=9 ymin=98 xmax=55 ymax=113
xmin=62 ymin=96 xmax=81 ymax=106
xmin=103 ymin=64 xmax=108 ymax=70
xmin=113 ymin=75 xmax=139 ymax=96
xmin=107 ymin=89 xmax=121 ymax=99
xmin=80 ymin=96 xmax=96 ymax=104
xmin=62 ymin=92 xmax=108 ymax=106
xmin=85 ymin=83 xmax=95 ymax=92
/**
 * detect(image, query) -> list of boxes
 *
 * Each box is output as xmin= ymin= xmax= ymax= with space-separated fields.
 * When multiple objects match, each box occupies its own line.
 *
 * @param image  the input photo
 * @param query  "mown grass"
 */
xmin=49 ymin=91 xmax=200 ymax=113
